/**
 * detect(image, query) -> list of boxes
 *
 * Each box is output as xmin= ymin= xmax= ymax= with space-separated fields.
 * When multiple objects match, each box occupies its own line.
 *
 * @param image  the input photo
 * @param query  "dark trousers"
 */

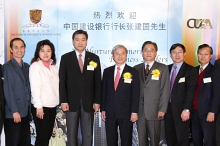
xmin=0 ymin=108 xmax=3 ymax=134
xmin=66 ymin=105 xmax=94 ymax=146
xmin=216 ymin=107 xmax=220 ymax=146
xmin=105 ymin=117 xmax=133 ymax=146
xmin=164 ymin=103 xmax=190 ymax=146
xmin=4 ymin=115 xmax=30 ymax=146
xmin=192 ymin=110 xmax=215 ymax=146
xmin=31 ymin=105 xmax=57 ymax=146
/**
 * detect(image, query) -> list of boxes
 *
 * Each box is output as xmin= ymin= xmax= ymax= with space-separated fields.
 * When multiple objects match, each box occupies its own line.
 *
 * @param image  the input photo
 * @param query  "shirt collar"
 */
xmin=75 ymin=49 xmax=86 ymax=57
xmin=173 ymin=61 xmax=183 ymax=69
xmin=200 ymin=63 xmax=209 ymax=70
xmin=144 ymin=61 xmax=155 ymax=70
xmin=115 ymin=63 xmax=126 ymax=70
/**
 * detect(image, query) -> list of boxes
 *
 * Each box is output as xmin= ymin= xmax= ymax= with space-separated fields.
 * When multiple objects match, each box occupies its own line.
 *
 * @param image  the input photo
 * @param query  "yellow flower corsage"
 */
xmin=151 ymin=69 xmax=160 ymax=77
xmin=123 ymin=72 xmax=132 ymax=79
xmin=89 ymin=60 xmax=97 ymax=68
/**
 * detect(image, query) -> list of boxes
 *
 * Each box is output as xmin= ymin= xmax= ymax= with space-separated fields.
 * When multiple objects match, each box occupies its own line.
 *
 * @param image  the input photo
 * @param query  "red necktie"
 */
xmin=146 ymin=64 xmax=149 ymax=74
xmin=114 ymin=67 xmax=120 ymax=90
xmin=78 ymin=54 xmax=83 ymax=72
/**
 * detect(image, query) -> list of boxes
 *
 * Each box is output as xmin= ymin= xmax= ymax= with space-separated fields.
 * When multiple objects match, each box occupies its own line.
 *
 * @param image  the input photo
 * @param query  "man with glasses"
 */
xmin=191 ymin=44 xmax=220 ymax=146
xmin=164 ymin=43 xmax=197 ymax=146
xmin=134 ymin=41 xmax=170 ymax=146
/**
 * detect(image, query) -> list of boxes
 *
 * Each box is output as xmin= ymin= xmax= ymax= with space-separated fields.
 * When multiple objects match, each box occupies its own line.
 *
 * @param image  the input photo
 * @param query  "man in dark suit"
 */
xmin=214 ymin=59 xmax=220 ymax=146
xmin=101 ymin=44 xmax=140 ymax=146
xmin=2 ymin=38 xmax=31 ymax=146
xmin=134 ymin=41 xmax=170 ymax=146
xmin=191 ymin=44 xmax=220 ymax=146
xmin=59 ymin=30 xmax=101 ymax=146
xmin=0 ymin=64 xmax=4 ymax=135
xmin=164 ymin=43 xmax=197 ymax=146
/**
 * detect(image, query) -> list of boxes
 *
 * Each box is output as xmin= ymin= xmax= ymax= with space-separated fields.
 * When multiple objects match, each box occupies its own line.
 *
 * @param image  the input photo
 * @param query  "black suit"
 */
xmin=214 ymin=59 xmax=220 ymax=146
xmin=59 ymin=50 xmax=101 ymax=146
xmin=101 ymin=64 xmax=140 ymax=146
xmin=191 ymin=63 xmax=220 ymax=146
xmin=0 ymin=64 xmax=4 ymax=135
xmin=164 ymin=62 xmax=197 ymax=146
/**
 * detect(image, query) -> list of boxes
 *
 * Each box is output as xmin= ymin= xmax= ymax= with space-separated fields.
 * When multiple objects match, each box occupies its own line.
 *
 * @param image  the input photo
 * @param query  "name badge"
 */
xmin=87 ymin=65 xmax=94 ymax=71
xmin=178 ymin=77 xmax=185 ymax=83
xmin=203 ymin=77 xmax=212 ymax=83
xmin=151 ymin=75 xmax=159 ymax=80
xmin=124 ymin=78 xmax=132 ymax=83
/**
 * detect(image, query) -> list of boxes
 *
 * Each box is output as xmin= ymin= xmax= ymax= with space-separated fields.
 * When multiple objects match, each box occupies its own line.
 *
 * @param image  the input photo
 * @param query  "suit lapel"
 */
xmin=83 ymin=52 xmax=90 ymax=73
xmin=109 ymin=66 xmax=115 ymax=91
xmin=172 ymin=62 xmax=186 ymax=91
xmin=10 ymin=59 xmax=26 ymax=83
xmin=145 ymin=62 xmax=158 ymax=84
xmin=200 ymin=63 xmax=212 ymax=90
xmin=72 ymin=51 xmax=81 ymax=72
xmin=116 ymin=64 xmax=128 ymax=91
xmin=138 ymin=63 xmax=145 ymax=85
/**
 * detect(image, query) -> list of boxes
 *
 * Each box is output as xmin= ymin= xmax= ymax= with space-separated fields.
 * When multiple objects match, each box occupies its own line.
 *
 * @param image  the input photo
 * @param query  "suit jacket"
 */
xmin=214 ymin=59 xmax=220 ymax=68
xmin=196 ymin=63 xmax=220 ymax=119
xmin=0 ymin=64 xmax=4 ymax=133
xmin=59 ymin=50 xmax=102 ymax=112
xmin=2 ymin=58 xmax=31 ymax=118
xmin=134 ymin=61 xmax=170 ymax=120
xmin=169 ymin=62 xmax=197 ymax=121
xmin=101 ymin=64 xmax=140 ymax=119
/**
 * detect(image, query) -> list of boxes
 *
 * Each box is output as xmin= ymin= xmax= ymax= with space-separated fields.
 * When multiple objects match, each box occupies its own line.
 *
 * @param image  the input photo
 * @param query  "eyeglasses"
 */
xmin=171 ymin=51 xmax=184 ymax=55
xmin=143 ymin=49 xmax=155 ymax=53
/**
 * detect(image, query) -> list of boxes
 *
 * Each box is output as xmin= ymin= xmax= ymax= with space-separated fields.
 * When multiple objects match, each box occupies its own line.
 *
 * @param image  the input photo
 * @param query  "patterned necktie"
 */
xmin=145 ymin=64 xmax=150 ymax=80
xmin=114 ymin=67 xmax=120 ymax=90
xmin=170 ymin=65 xmax=177 ymax=92
xmin=199 ymin=67 xmax=203 ymax=74
xmin=145 ymin=64 xmax=150 ymax=74
xmin=78 ymin=54 xmax=83 ymax=72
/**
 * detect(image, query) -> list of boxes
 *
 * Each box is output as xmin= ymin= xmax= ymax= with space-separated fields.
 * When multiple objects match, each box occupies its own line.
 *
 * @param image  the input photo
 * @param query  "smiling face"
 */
xmin=112 ymin=47 xmax=127 ymax=66
xmin=72 ymin=34 xmax=87 ymax=53
xmin=10 ymin=40 xmax=25 ymax=60
xmin=39 ymin=45 xmax=52 ymax=62
xmin=170 ymin=46 xmax=186 ymax=64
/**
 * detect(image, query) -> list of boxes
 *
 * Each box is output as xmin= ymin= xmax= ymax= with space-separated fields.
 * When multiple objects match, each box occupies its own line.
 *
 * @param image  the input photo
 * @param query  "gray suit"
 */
xmin=134 ymin=61 xmax=170 ymax=146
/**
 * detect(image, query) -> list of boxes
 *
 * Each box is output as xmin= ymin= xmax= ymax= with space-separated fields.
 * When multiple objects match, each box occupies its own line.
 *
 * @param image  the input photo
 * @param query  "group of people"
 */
xmin=0 ymin=29 xmax=220 ymax=146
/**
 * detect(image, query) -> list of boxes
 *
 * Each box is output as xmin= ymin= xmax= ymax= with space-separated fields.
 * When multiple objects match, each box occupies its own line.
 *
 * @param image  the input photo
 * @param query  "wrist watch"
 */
xmin=184 ymin=109 xmax=190 ymax=112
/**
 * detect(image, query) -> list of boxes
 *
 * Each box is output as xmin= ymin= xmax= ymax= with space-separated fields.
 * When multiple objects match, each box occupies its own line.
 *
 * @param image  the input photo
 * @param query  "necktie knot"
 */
xmin=173 ymin=65 xmax=177 ymax=70
xmin=199 ymin=67 xmax=203 ymax=74
xmin=117 ymin=67 xmax=120 ymax=71
xmin=79 ymin=54 xmax=82 ymax=57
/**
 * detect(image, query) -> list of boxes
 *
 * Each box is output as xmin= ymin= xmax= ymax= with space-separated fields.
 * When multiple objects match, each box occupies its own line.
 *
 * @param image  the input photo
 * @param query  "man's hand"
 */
xmin=101 ymin=111 xmax=106 ymax=122
xmin=13 ymin=112 xmax=21 ymax=123
xmin=207 ymin=112 xmax=215 ymax=122
xmin=181 ymin=110 xmax=190 ymax=121
xmin=158 ymin=111 xmax=165 ymax=117
xmin=93 ymin=104 xmax=100 ymax=113
xmin=130 ymin=113 xmax=138 ymax=122
xmin=61 ymin=103 xmax=69 ymax=112
xmin=36 ymin=108 xmax=44 ymax=119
